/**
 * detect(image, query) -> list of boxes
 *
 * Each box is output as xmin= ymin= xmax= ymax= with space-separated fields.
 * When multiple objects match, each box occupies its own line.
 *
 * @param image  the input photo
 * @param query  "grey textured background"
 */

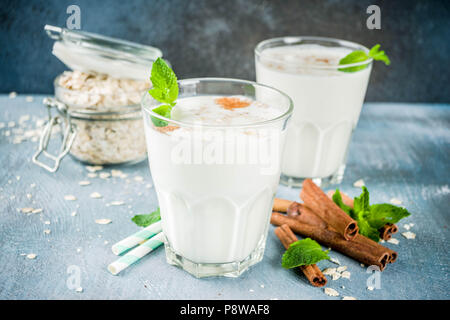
xmin=1 ymin=0 xmax=449 ymax=102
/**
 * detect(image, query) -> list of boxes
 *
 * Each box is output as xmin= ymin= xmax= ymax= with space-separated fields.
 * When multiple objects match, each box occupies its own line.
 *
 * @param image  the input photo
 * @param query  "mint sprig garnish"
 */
xmin=339 ymin=44 xmax=390 ymax=72
xmin=131 ymin=208 xmax=161 ymax=227
xmin=332 ymin=190 xmax=353 ymax=215
xmin=282 ymin=238 xmax=330 ymax=269
xmin=367 ymin=204 xmax=411 ymax=229
xmin=332 ymin=187 xmax=411 ymax=242
xmin=148 ymin=58 xmax=179 ymax=127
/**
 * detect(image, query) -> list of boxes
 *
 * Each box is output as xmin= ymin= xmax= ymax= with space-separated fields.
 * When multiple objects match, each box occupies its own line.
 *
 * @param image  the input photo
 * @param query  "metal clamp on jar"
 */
xmin=33 ymin=25 xmax=165 ymax=172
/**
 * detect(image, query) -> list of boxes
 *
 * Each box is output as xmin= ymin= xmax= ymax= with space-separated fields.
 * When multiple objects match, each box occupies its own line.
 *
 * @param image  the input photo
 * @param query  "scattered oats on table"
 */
xmin=26 ymin=253 xmax=37 ymax=259
xmin=109 ymin=201 xmax=125 ymax=206
xmin=90 ymin=192 xmax=102 ymax=199
xmin=342 ymin=296 xmax=357 ymax=300
xmin=64 ymin=195 xmax=77 ymax=201
xmin=337 ymin=266 xmax=347 ymax=272
xmin=99 ymin=172 xmax=111 ymax=179
xmin=95 ymin=219 xmax=112 ymax=225
xmin=402 ymin=231 xmax=416 ymax=239
xmin=79 ymin=180 xmax=91 ymax=186
xmin=332 ymin=273 xmax=341 ymax=281
xmin=390 ymin=198 xmax=403 ymax=205
xmin=9 ymin=91 xmax=17 ymax=99
xmin=330 ymin=257 xmax=341 ymax=265
xmin=44 ymin=229 xmax=51 ymax=235
xmin=341 ymin=271 xmax=351 ymax=279
xmin=387 ymin=238 xmax=399 ymax=245
xmin=324 ymin=288 xmax=339 ymax=297
xmin=86 ymin=165 xmax=103 ymax=173
xmin=322 ymin=268 xmax=337 ymax=276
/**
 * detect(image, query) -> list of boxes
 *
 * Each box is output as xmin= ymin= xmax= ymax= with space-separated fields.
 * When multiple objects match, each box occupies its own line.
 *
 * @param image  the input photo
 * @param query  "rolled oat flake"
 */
xmin=33 ymin=25 xmax=166 ymax=172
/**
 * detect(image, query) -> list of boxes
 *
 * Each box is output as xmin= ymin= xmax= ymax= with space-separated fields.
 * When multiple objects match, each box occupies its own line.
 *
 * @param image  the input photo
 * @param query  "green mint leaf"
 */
xmin=131 ymin=208 xmax=161 ymax=227
xmin=151 ymin=104 xmax=172 ymax=127
xmin=332 ymin=189 xmax=353 ymax=215
xmin=149 ymin=58 xmax=179 ymax=105
xmin=281 ymin=238 xmax=330 ymax=269
xmin=335 ymin=186 xmax=411 ymax=242
xmin=338 ymin=50 xmax=369 ymax=72
xmin=355 ymin=208 xmax=380 ymax=242
xmin=352 ymin=187 xmax=380 ymax=242
xmin=367 ymin=204 xmax=411 ymax=229
xmin=368 ymin=44 xmax=391 ymax=66
xmin=339 ymin=44 xmax=390 ymax=72
xmin=353 ymin=186 xmax=370 ymax=217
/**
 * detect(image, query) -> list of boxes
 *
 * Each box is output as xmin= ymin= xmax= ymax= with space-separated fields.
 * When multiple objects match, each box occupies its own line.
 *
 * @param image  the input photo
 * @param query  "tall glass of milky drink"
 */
xmin=255 ymin=37 xmax=373 ymax=187
xmin=142 ymin=78 xmax=293 ymax=277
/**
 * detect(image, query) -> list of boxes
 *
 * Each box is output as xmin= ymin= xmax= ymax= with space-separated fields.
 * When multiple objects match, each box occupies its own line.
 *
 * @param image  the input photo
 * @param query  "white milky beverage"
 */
xmin=256 ymin=40 xmax=372 ymax=184
xmin=142 ymin=79 xmax=292 ymax=277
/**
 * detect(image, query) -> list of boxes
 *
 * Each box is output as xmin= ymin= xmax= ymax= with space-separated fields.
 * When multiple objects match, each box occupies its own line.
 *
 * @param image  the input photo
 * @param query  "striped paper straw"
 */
xmin=108 ymin=232 xmax=164 ymax=276
xmin=111 ymin=220 xmax=162 ymax=255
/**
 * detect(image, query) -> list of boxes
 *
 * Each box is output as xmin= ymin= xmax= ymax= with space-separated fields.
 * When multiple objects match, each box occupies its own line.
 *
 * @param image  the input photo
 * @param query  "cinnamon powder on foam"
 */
xmin=215 ymin=97 xmax=251 ymax=110
xmin=155 ymin=97 xmax=251 ymax=133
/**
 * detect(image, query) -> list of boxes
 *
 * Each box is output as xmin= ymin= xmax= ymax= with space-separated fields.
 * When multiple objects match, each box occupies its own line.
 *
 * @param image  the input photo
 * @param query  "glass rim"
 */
xmin=142 ymin=77 xmax=294 ymax=129
xmin=255 ymin=36 xmax=373 ymax=70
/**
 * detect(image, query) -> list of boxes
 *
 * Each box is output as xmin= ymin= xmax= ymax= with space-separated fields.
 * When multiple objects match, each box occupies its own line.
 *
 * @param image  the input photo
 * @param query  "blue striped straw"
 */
xmin=111 ymin=221 xmax=162 ymax=255
xmin=108 ymin=232 xmax=164 ymax=275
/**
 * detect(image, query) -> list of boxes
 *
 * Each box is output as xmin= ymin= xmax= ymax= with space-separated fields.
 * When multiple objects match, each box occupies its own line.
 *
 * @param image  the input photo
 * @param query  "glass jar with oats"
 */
xmin=33 ymin=25 xmax=166 ymax=172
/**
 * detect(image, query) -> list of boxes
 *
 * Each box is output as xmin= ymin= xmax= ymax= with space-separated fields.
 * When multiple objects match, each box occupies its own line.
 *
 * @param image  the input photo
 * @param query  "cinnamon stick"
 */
xmin=286 ymin=202 xmax=328 ymax=229
xmin=326 ymin=190 xmax=354 ymax=207
xmin=271 ymin=212 xmax=393 ymax=271
xmin=273 ymin=198 xmax=293 ymax=213
xmin=274 ymin=224 xmax=327 ymax=287
xmin=300 ymin=179 xmax=358 ymax=240
xmin=379 ymin=224 xmax=393 ymax=240
xmin=327 ymin=190 xmax=399 ymax=241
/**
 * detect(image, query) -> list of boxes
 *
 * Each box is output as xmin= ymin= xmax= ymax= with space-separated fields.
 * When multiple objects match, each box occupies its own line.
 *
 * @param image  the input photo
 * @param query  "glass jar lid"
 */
xmin=45 ymin=25 xmax=163 ymax=81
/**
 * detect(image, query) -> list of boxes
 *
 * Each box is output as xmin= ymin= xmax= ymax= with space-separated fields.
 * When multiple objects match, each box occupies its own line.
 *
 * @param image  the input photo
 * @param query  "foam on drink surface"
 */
xmin=259 ymin=44 xmax=353 ymax=75
xmin=169 ymin=95 xmax=282 ymax=126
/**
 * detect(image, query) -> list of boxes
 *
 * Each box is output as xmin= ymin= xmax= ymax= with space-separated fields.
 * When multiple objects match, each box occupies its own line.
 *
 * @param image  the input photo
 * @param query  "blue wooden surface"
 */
xmin=0 ymin=95 xmax=449 ymax=300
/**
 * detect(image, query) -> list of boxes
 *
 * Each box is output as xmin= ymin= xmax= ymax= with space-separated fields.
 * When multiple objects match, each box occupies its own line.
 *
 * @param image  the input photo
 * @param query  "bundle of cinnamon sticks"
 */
xmin=272 ymin=179 xmax=398 ymax=287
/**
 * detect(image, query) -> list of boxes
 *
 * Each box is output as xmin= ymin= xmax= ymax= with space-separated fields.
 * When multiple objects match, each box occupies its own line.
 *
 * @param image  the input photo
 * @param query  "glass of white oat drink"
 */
xmin=255 ymin=36 xmax=373 ymax=187
xmin=142 ymin=78 xmax=292 ymax=277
